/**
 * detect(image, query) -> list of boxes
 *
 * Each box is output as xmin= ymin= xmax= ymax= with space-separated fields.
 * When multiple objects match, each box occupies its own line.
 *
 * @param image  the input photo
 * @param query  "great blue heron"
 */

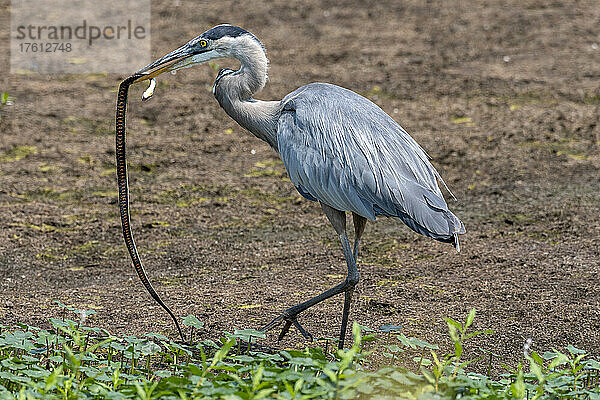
xmin=130 ymin=24 xmax=465 ymax=349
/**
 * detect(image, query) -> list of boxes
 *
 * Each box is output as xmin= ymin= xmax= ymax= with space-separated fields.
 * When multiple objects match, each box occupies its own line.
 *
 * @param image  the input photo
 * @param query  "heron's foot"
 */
xmin=261 ymin=311 xmax=313 ymax=342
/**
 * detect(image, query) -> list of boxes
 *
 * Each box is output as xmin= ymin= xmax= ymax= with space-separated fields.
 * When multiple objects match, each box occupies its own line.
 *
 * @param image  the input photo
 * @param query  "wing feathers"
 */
xmin=277 ymin=83 xmax=464 ymax=243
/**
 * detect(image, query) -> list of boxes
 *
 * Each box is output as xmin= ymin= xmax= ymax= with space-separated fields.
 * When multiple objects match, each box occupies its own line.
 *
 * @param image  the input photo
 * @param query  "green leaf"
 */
xmin=585 ymin=359 xmax=600 ymax=369
xmin=573 ymin=363 xmax=585 ymax=374
xmin=574 ymin=354 xmax=588 ymax=365
xmin=321 ymin=368 xmax=338 ymax=383
xmin=421 ymin=368 xmax=436 ymax=384
xmin=413 ymin=356 xmax=432 ymax=366
xmin=379 ymin=324 xmax=402 ymax=333
xmin=397 ymin=333 xmax=416 ymax=349
xmin=385 ymin=344 xmax=403 ymax=353
xmin=210 ymin=338 xmax=236 ymax=366
xmin=454 ymin=340 xmax=463 ymax=358
xmin=444 ymin=317 xmax=462 ymax=330
xmin=431 ymin=351 xmax=441 ymax=368
xmin=145 ymin=332 xmax=169 ymax=341
xmin=356 ymin=324 xmax=375 ymax=332
xmin=251 ymin=365 xmax=264 ymax=390
xmin=541 ymin=351 xmax=558 ymax=360
xmin=510 ymin=377 xmax=526 ymax=399
xmin=232 ymin=328 xmax=266 ymax=340
xmin=254 ymin=388 xmax=276 ymax=399
xmin=566 ymin=344 xmax=586 ymax=355
xmin=44 ymin=365 xmax=62 ymax=392
xmin=527 ymin=356 xmax=544 ymax=382
xmin=154 ymin=370 xmax=172 ymax=378
xmin=352 ymin=321 xmax=362 ymax=348
xmin=140 ymin=341 xmax=161 ymax=356
xmin=530 ymin=351 xmax=544 ymax=367
xmin=397 ymin=334 xmax=439 ymax=350
xmin=548 ymin=352 xmax=569 ymax=369
xmin=465 ymin=329 xmax=494 ymax=339
xmin=182 ymin=315 xmax=204 ymax=329
xmin=465 ymin=308 xmax=476 ymax=329
xmin=293 ymin=378 xmax=305 ymax=394
xmin=87 ymin=337 xmax=114 ymax=353
xmin=446 ymin=321 xmax=459 ymax=342
xmin=362 ymin=333 xmax=377 ymax=343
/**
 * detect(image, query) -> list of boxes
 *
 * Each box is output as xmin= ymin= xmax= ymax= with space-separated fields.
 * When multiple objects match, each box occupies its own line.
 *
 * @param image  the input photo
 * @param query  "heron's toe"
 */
xmin=277 ymin=320 xmax=293 ymax=341
xmin=261 ymin=312 xmax=313 ymax=342
xmin=260 ymin=314 xmax=284 ymax=333
xmin=291 ymin=319 xmax=313 ymax=341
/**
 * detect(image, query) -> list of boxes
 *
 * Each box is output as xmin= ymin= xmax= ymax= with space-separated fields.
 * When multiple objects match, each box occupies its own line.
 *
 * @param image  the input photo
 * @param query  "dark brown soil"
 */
xmin=1 ymin=0 xmax=600 ymax=372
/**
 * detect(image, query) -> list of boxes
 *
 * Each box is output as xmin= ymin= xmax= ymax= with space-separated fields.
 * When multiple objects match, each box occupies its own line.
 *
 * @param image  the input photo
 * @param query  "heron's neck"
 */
xmin=217 ymin=96 xmax=280 ymax=151
xmin=214 ymin=40 xmax=280 ymax=150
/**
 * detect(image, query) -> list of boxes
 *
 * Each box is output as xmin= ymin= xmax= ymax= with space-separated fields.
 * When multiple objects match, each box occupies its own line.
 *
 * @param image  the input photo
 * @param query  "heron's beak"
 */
xmin=133 ymin=43 xmax=210 ymax=83
xmin=133 ymin=44 xmax=194 ymax=83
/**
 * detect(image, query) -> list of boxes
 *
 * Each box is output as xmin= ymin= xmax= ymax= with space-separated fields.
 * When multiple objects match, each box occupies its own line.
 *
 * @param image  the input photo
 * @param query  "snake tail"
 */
xmin=115 ymin=75 xmax=185 ymax=342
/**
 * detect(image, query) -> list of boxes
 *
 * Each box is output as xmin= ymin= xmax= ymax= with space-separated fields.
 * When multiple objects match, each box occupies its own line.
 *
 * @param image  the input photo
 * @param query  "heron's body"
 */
xmin=134 ymin=24 xmax=465 ymax=348
xmin=278 ymin=83 xmax=463 ymax=243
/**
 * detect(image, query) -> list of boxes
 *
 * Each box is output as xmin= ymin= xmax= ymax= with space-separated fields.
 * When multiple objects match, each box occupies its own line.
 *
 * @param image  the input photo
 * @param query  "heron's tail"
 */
xmin=367 ymin=180 xmax=465 ymax=251
xmin=397 ymin=209 xmax=464 ymax=249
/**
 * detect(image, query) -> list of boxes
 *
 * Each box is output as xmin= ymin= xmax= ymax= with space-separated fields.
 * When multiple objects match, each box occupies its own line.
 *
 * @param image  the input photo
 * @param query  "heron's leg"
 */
xmin=338 ymin=213 xmax=368 ymax=348
xmin=352 ymin=213 xmax=367 ymax=261
xmin=338 ymin=239 xmax=357 ymax=349
xmin=261 ymin=204 xmax=360 ymax=347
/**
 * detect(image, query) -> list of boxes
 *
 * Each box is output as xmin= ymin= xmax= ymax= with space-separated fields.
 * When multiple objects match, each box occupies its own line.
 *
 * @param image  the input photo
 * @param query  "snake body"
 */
xmin=115 ymin=75 xmax=185 ymax=342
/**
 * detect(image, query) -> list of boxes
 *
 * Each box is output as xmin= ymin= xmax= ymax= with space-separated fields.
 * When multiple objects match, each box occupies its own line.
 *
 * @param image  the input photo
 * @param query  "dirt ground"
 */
xmin=1 ymin=0 xmax=599 ymax=372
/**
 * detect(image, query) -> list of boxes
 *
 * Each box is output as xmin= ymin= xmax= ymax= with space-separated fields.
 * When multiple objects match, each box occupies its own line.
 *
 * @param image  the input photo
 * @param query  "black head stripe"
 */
xmin=202 ymin=25 xmax=249 ymax=40
xmin=200 ymin=24 xmax=264 ymax=51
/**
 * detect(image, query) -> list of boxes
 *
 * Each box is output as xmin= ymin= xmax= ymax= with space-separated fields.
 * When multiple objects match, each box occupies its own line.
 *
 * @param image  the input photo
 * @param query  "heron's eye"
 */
xmin=199 ymin=40 xmax=208 ymax=47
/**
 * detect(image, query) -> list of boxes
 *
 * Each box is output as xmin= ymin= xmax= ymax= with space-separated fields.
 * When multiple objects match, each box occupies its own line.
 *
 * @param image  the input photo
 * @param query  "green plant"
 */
xmin=417 ymin=309 xmax=493 ymax=392
xmin=0 ymin=93 xmax=14 ymax=106
xmin=0 ymin=306 xmax=599 ymax=399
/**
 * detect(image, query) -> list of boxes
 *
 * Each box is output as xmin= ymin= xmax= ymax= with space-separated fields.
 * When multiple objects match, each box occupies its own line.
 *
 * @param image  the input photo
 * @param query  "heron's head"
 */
xmin=133 ymin=24 xmax=265 ymax=83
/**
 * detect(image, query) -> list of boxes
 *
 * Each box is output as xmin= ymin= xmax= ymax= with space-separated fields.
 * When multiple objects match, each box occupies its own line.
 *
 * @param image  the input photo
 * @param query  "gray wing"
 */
xmin=276 ymin=83 xmax=465 ymax=244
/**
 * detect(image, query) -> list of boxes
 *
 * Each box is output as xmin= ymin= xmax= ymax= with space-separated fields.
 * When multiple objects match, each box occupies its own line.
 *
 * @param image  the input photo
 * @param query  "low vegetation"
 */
xmin=1 ymin=305 xmax=598 ymax=399
xmin=0 ymin=92 xmax=14 ymax=123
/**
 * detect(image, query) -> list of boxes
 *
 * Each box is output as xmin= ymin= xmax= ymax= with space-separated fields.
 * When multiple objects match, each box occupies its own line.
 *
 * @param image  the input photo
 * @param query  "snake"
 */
xmin=115 ymin=74 xmax=185 ymax=342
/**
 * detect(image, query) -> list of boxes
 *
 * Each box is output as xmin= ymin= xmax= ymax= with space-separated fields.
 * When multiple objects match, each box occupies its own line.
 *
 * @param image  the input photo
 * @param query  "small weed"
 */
xmin=451 ymin=116 xmax=473 ymax=125
xmin=0 ymin=146 xmax=37 ymax=162
xmin=244 ymin=160 xmax=285 ymax=178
